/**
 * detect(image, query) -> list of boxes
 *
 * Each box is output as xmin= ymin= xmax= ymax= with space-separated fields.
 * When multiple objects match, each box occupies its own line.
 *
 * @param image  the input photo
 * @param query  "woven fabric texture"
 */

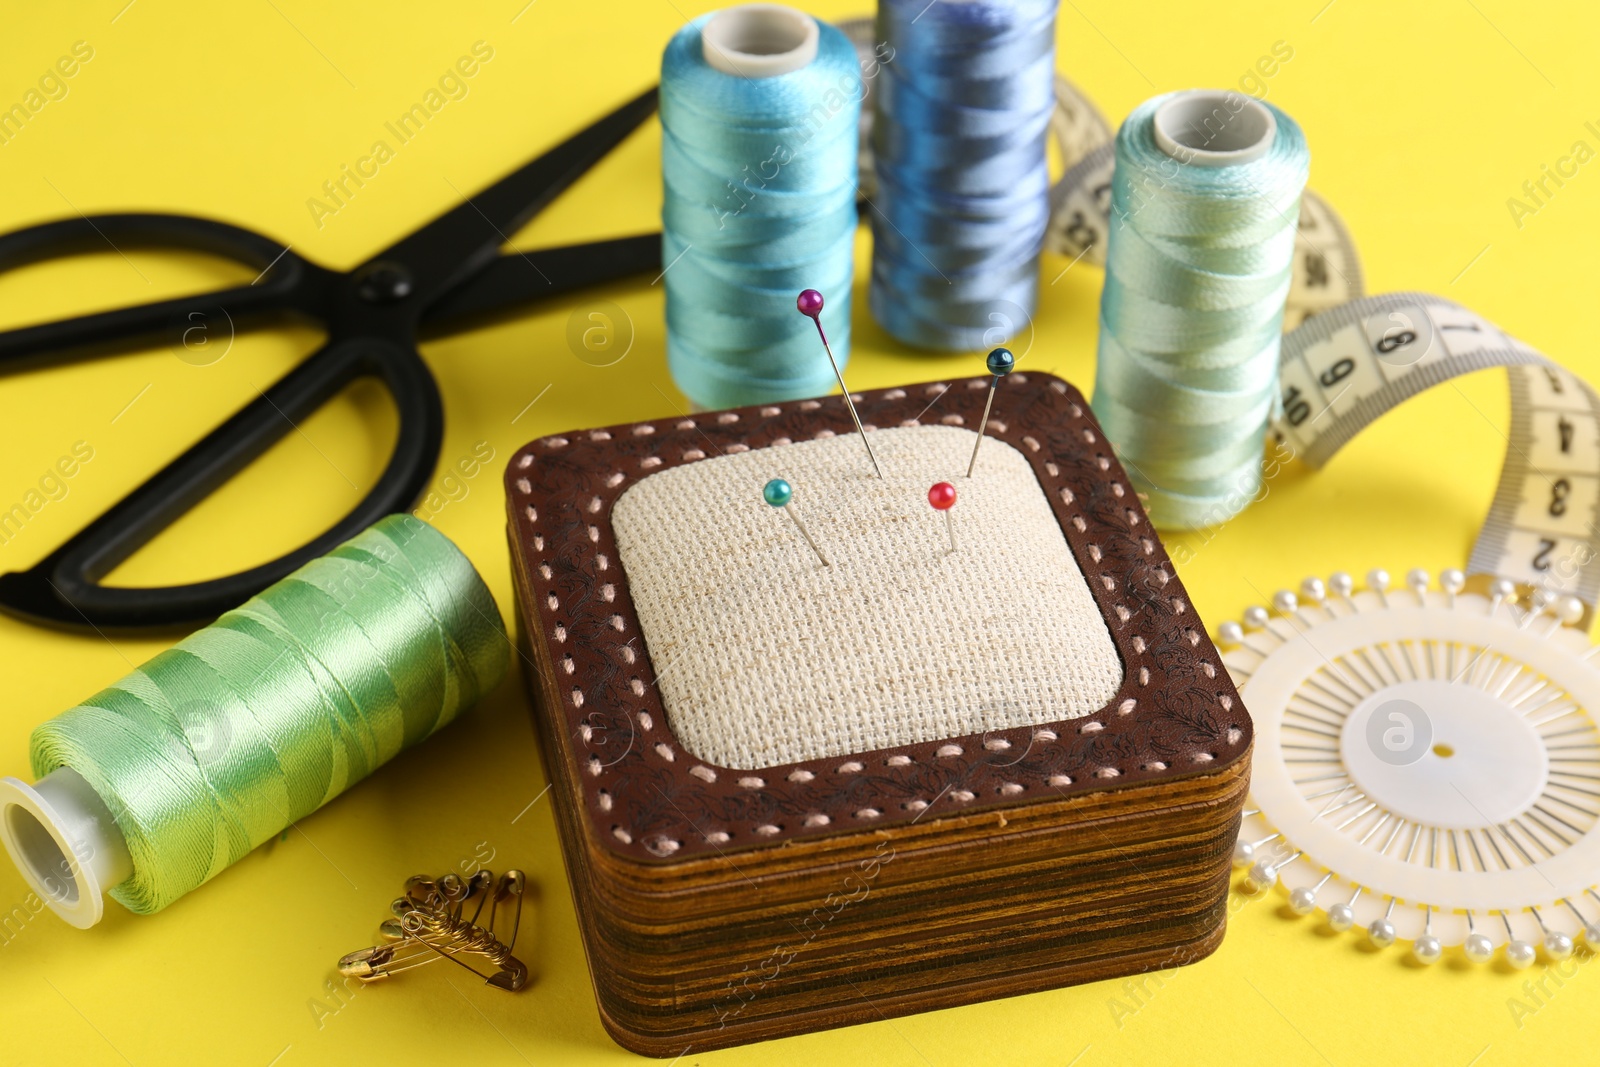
xmin=611 ymin=425 xmax=1123 ymax=769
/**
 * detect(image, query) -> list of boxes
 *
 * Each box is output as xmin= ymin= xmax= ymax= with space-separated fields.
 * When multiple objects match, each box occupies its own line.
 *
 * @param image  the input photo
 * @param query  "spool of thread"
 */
xmin=0 ymin=514 xmax=508 ymax=927
xmin=869 ymin=0 xmax=1059 ymax=351
xmin=1090 ymin=90 xmax=1308 ymax=529
xmin=660 ymin=4 xmax=862 ymax=408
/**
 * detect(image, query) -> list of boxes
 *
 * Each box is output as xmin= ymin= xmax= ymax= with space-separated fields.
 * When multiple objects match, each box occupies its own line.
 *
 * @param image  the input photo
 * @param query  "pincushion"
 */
xmin=505 ymin=372 xmax=1251 ymax=1055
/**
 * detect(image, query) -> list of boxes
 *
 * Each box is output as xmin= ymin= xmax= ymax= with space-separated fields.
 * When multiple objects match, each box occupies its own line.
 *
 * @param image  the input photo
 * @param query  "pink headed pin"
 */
xmin=797 ymin=289 xmax=881 ymax=479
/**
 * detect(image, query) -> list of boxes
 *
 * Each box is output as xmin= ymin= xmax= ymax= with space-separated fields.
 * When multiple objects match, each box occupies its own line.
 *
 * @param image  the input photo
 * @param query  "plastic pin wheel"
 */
xmin=1218 ymin=567 xmax=1600 ymax=968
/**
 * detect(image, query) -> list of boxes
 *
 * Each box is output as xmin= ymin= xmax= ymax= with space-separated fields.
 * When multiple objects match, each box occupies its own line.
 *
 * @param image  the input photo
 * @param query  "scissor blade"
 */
xmin=419 ymin=233 xmax=660 ymax=336
xmin=375 ymin=86 xmax=658 ymax=309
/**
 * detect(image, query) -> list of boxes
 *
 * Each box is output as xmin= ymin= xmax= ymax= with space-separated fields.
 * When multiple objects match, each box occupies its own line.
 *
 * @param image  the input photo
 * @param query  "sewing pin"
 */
xmin=928 ymin=481 xmax=957 ymax=555
xmin=764 ymin=478 xmax=828 ymax=567
xmin=966 ymin=347 xmax=1015 ymax=477
xmin=797 ymin=288 xmax=881 ymax=478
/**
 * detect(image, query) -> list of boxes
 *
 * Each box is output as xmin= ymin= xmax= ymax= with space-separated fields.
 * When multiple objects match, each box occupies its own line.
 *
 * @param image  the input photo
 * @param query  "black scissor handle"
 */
xmin=0 ymin=87 xmax=667 ymax=632
xmin=0 ymin=331 xmax=442 ymax=629
xmin=0 ymin=213 xmax=322 ymax=371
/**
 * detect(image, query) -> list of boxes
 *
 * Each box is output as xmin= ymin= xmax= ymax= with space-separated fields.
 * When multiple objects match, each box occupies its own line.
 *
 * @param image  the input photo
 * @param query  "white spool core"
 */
xmin=0 ymin=768 xmax=132 ymax=928
xmin=701 ymin=4 xmax=818 ymax=78
xmin=1153 ymin=90 xmax=1276 ymax=167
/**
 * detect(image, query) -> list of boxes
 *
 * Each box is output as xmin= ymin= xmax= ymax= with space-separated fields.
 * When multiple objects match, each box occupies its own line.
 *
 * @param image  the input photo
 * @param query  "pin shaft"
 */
xmin=944 ymin=510 xmax=955 ymax=555
xmin=966 ymin=348 xmax=1014 ymax=476
xmin=810 ymin=319 xmax=882 ymax=479
xmin=785 ymin=505 xmax=829 ymax=567
xmin=966 ymin=380 xmax=999 ymax=477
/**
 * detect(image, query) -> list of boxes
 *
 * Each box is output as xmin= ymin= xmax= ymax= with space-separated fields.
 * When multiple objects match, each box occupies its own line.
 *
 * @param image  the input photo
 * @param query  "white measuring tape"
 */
xmin=852 ymin=20 xmax=1600 ymax=613
xmin=1276 ymin=293 xmax=1600 ymax=609
xmin=1038 ymin=106 xmax=1600 ymax=614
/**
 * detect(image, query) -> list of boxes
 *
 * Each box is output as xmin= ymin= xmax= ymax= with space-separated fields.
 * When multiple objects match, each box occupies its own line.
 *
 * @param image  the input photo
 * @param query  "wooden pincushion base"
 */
xmin=505 ymin=373 xmax=1251 ymax=1055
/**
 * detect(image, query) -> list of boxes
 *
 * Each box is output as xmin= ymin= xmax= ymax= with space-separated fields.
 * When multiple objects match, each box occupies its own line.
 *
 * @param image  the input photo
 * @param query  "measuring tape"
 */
xmin=1035 ymin=81 xmax=1600 ymax=965
xmin=848 ymin=22 xmax=1600 ymax=614
xmin=1276 ymin=293 xmax=1600 ymax=610
xmin=1037 ymin=104 xmax=1600 ymax=612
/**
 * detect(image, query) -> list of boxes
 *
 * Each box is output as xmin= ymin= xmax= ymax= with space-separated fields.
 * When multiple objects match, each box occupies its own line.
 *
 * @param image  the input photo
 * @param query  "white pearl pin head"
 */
xmin=1544 ymin=931 xmax=1575 ymax=962
xmin=1505 ymin=939 xmax=1537 ymax=969
xmin=1244 ymin=861 xmax=1276 ymax=893
xmin=1463 ymin=933 xmax=1495 ymax=963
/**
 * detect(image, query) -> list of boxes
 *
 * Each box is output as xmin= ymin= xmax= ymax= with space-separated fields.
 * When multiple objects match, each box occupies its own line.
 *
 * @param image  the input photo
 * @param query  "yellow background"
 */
xmin=0 ymin=1 xmax=1595 ymax=1063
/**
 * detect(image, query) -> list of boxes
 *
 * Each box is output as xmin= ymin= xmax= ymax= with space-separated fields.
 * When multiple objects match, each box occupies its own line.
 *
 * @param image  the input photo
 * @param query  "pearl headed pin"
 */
xmin=797 ymin=289 xmax=881 ymax=479
xmin=928 ymin=481 xmax=957 ymax=555
xmin=967 ymin=347 xmax=1015 ymax=478
xmin=763 ymin=478 xmax=828 ymax=567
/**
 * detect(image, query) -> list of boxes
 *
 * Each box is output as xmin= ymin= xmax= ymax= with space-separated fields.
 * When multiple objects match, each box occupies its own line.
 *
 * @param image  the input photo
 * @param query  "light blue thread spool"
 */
xmin=660 ymin=5 xmax=862 ymax=408
xmin=1090 ymin=90 xmax=1308 ymax=530
xmin=869 ymin=0 xmax=1059 ymax=351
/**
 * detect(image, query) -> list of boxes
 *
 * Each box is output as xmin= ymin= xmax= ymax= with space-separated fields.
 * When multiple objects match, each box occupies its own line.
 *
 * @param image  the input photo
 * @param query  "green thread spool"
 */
xmin=1091 ymin=89 xmax=1308 ymax=530
xmin=0 ymin=515 xmax=508 ymax=928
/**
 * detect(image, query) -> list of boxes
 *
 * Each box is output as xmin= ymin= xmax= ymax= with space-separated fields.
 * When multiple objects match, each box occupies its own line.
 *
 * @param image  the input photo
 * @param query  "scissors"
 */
xmin=0 ymin=88 xmax=663 ymax=631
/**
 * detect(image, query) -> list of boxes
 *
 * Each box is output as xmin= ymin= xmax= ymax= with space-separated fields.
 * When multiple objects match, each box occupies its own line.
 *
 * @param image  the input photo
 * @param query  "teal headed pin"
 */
xmin=967 ymin=347 xmax=1015 ymax=477
xmin=763 ymin=478 xmax=828 ymax=567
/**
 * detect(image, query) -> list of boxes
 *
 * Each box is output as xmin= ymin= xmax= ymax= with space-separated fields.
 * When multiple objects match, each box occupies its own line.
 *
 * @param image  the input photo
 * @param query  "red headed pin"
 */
xmin=928 ymin=481 xmax=957 ymax=555
xmin=797 ymin=289 xmax=882 ymax=479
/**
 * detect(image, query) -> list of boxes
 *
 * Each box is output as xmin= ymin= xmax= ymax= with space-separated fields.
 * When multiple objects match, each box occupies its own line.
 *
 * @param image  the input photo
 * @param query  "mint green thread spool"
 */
xmin=0 ymin=515 xmax=508 ymax=928
xmin=1091 ymin=90 xmax=1308 ymax=530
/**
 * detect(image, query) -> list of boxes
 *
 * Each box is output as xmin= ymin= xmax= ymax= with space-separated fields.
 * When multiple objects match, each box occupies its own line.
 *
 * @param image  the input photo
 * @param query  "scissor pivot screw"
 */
xmin=355 ymin=262 xmax=414 ymax=303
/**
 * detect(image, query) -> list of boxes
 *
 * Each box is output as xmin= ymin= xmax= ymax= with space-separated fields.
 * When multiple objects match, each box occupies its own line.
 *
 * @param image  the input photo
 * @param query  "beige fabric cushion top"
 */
xmin=611 ymin=424 xmax=1123 ymax=769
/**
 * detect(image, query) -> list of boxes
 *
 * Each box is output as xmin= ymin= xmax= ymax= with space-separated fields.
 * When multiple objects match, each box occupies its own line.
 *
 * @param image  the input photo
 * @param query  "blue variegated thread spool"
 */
xmin=869 ymin=0 xmax=1060 ymax=351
